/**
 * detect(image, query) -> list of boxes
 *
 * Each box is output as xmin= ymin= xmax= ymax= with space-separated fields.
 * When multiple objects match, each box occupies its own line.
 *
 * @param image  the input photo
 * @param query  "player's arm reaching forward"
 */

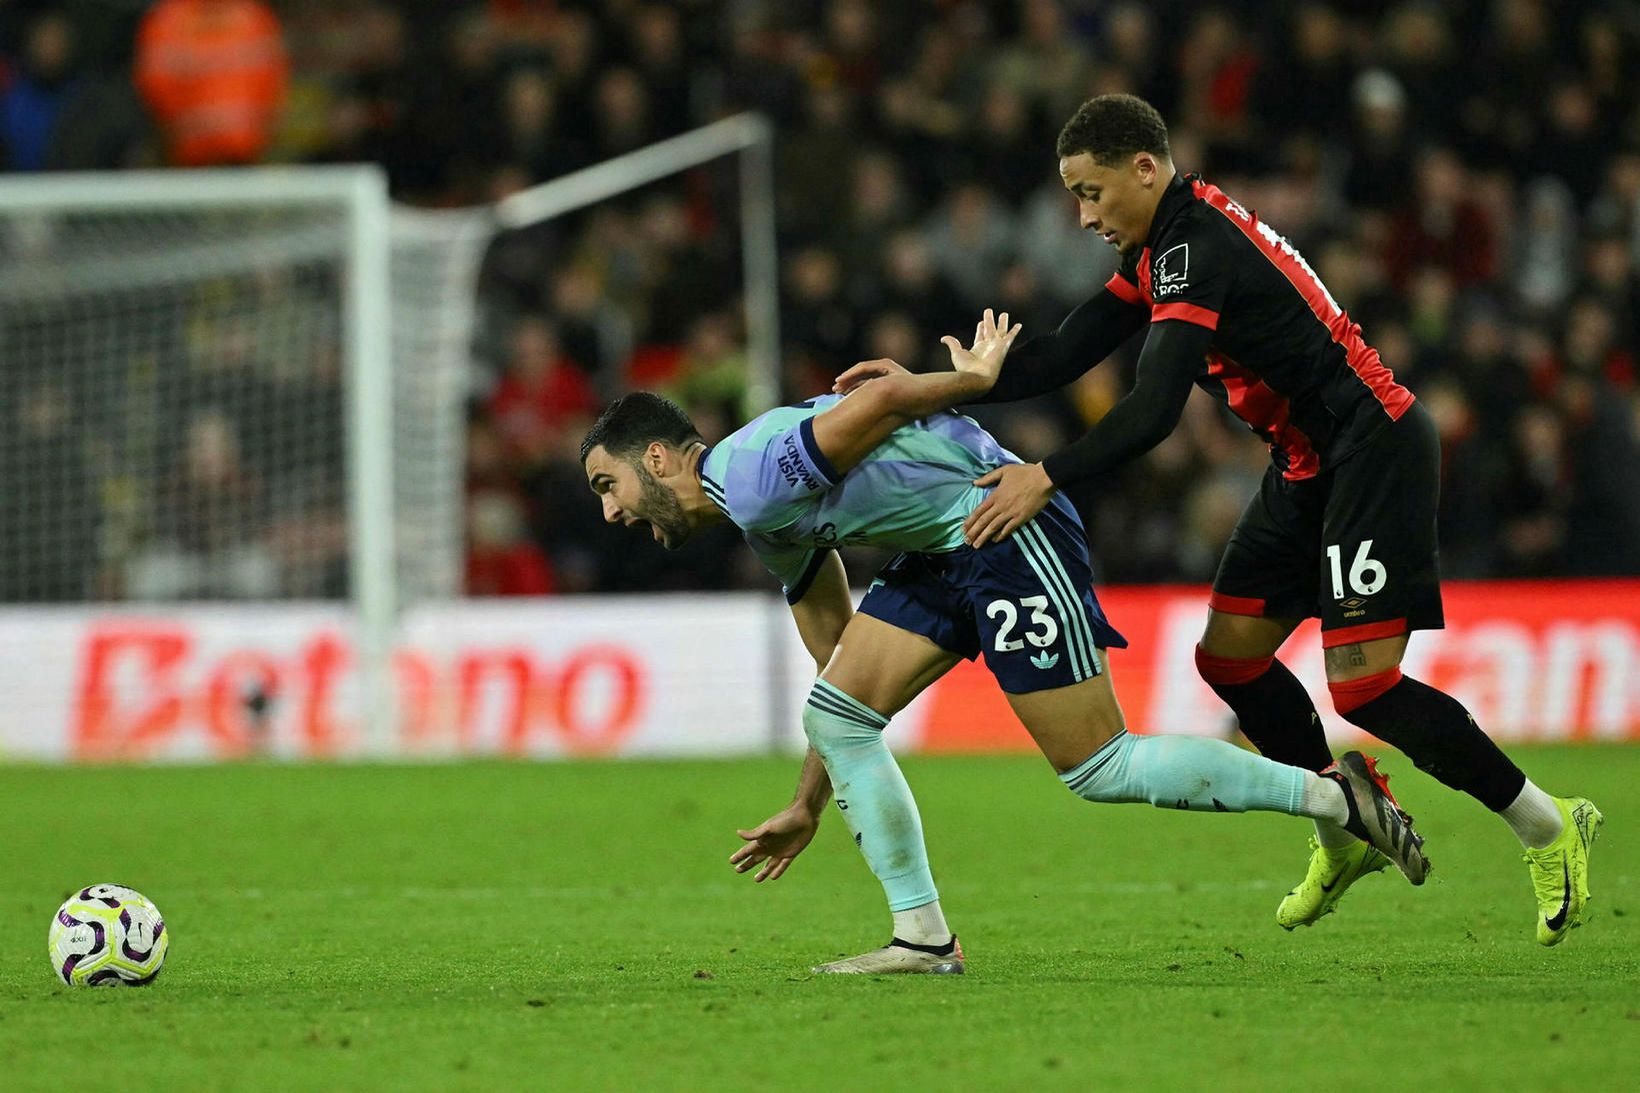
xmin=836 ymin=280 xmax=1147 ymax=401
xmin=980 ymin=285 xmax=1149 ymax=401
xmin=730 ymin=552 xmax=850 ymax=883
xmin=729 ymin=312 xmax=1022 ymax=884
xmin=962 ymin=201 xmax=1237 ymax=546
xmin=809 ymin=309 xmax=1021 ymax=473
xmin=963 ymin=317 xmax=1211 ymax=546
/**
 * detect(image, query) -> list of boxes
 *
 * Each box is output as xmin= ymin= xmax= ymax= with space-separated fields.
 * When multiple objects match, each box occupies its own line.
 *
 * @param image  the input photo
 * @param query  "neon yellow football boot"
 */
xmin=1524 ymin=796 xmax=1603 ymax=947
xmin=1276 ymin=837 xmax=1390 ymax=930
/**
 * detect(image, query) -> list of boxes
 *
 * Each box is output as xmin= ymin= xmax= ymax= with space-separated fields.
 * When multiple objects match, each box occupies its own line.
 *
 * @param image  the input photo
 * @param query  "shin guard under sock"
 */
xmin=1059 ymin=730 xmax=1307 ymax=815
xmin=804 ymin=680 xmax=938 ymax=911
xmin=1195 ymin=647 xmax=1334 ymax=771
xmin=1331 ymin=670 xmax=1527 ymax=811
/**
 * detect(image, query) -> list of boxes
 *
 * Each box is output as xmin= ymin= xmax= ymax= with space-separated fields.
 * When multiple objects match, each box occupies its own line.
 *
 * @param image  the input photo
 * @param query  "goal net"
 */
xmin=0 ymin=189 xmax=355 ymax=603
xmin=0 ymin=117 xmax=776 ymax=757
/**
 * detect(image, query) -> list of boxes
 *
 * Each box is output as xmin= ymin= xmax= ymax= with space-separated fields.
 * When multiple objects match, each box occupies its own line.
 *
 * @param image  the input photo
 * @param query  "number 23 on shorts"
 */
xmin=985 ymin=596 xmax=1060 ymax=651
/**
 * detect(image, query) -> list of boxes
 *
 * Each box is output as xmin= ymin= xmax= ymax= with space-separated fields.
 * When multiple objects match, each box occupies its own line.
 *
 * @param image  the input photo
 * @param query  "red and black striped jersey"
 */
xmin=1105 ymin=173 xmax=1413 ymax=480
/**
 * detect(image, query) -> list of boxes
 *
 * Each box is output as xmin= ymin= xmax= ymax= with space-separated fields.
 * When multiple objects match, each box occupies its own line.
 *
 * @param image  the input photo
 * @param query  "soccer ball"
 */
xmin=48 ymin=884 xmax=169 ymax=987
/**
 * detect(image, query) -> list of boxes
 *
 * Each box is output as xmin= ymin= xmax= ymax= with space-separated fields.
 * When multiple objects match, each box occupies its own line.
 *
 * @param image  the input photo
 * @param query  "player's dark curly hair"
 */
xmin=1056 ymin=94 xmax=1171 ymax=166
xmin=579 ymin=392 xmax=703 ymax=464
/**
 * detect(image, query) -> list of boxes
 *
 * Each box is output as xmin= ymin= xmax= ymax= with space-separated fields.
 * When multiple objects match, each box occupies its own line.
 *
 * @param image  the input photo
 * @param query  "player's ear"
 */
xmin=645 ymin=440 xmax=667 ymax=474
xmin=1134 ymin=152 xmax=1156 ymax=185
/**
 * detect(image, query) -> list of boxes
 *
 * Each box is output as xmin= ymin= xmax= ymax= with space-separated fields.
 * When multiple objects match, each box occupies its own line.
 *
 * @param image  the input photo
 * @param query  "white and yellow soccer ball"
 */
xmin=49 ymin=884 xmax=169 ymax=987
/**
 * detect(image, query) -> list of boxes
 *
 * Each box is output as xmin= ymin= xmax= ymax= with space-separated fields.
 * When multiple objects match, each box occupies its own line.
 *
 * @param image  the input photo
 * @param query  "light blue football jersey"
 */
xmin=697 ymin=394 xmax=1080 ymax=602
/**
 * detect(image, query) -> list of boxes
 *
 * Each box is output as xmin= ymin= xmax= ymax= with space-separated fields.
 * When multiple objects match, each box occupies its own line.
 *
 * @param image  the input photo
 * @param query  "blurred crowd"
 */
xmin=2 ymin=1 xmax=1638 ymax=601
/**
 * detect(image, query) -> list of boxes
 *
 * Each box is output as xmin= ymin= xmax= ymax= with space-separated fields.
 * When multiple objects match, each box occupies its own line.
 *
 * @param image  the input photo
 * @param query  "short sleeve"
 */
xmin=1147 ymin=217 xmax=1233 ymax=331
xmin=708 ymin=414 xmax=841 ymax=534
xmin=743 ymin=533 xmax=825 ymax=604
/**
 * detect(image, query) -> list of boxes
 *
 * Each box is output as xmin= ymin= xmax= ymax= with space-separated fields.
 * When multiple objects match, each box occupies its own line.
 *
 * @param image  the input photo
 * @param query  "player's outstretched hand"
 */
xmin=964 ymin=462 xmax=1056 ymax=548
xmin=833 ymin=357 xmax=909 ymax=395
xmin=942 ymin=308 xmax=1022 ymax=390
xmin=730 ymin=805 xmax=820 ymax=883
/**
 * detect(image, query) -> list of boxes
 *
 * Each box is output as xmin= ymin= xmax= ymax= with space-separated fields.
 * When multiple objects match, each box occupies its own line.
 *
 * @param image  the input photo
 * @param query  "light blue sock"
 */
xmin=1060 ymin=730 xmax=1307 ymax=815
xmin=805 ymin=680 xmax=938 ymax=912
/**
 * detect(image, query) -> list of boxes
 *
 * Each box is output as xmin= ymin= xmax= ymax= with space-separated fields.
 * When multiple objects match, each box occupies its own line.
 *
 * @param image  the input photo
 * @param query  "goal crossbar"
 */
xmin=494 ymin=112 xmax=781 ymax=415
xmin=0 ymin=117 xmax=779 ymax=756
xmin=0 ymin=165 xmax=384 ymax=211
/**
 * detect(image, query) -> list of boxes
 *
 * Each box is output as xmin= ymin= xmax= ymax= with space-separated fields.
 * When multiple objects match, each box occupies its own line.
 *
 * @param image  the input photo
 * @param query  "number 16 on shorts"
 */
xmin=1327 ymin=539 xmax=1387 ymax=599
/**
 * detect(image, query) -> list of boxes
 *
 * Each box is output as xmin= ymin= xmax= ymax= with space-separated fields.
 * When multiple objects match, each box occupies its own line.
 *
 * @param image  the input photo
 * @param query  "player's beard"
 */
xmin=635 ymin=463 xmax=691 ymax=550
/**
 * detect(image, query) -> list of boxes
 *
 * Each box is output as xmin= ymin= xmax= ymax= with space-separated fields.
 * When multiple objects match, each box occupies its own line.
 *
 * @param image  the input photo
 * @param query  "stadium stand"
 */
xmin=0 ymin=0 xmax=1635 ymax=598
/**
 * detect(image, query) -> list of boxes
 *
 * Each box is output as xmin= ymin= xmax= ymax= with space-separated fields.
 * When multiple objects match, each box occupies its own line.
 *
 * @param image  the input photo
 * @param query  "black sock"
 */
xmin=1341 ymin=676 xmax=1526 ymax=810
xmin=1203 ymin=658 xmax=1335 ymax=771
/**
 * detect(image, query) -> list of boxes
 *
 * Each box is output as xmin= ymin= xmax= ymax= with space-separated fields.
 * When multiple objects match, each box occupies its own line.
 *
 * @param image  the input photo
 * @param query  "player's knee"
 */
xmin=1194 ymin=643 xmax=1274 ymax=687
xmin=1328 ymin=666 xmax=1403 ymax=720
xmin=1199 ymin=609 xmax=1295 ymax=661
xmin=801 ymin=685 xmax=882 ymax=755
xmin=1060 ymin=731 xmax=1146 ymax=804
xmin=800 ymin=700 xmax=837 ymax=750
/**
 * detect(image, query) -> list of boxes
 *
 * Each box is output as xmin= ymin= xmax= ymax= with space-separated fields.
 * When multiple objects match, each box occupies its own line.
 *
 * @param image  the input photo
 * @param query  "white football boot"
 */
xmin=812 ymin=936 xmax=965 ymax=975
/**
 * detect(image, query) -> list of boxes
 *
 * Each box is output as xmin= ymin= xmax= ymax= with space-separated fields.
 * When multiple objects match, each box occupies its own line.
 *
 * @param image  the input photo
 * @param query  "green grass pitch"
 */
xmin=1 ymin=746 xmax=1634 ymax=1090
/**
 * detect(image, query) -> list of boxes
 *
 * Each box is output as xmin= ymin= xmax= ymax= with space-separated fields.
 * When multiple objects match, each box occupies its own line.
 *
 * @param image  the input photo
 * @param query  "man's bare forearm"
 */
xmin=879 ymin=368 xmax=996 ymax=420
xmin=791 ymin=746 xmax=833 ymax=814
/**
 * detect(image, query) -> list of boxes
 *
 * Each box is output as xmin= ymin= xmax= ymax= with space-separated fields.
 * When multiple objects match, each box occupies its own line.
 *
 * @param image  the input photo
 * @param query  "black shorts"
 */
xmin=1211 ymin=400 xmax=1445 ymax=648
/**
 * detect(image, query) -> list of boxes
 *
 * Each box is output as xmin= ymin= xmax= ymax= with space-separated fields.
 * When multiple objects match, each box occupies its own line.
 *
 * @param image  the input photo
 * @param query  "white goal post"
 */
xmin=0 ymin=165 xmax=405 ymax=750
xmin=0 ymin=114 xmax=779 ymax=757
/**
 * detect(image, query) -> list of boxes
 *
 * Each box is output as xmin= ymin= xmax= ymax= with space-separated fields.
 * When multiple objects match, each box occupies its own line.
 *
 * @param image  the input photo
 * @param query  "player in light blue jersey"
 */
xmin=581 ymin=311 xmax=1428 ymax=975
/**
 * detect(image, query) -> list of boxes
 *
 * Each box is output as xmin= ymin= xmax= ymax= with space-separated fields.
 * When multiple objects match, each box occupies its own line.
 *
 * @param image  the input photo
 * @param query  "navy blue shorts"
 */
xmin=857 ymin=503 xmax=1127 ymax=694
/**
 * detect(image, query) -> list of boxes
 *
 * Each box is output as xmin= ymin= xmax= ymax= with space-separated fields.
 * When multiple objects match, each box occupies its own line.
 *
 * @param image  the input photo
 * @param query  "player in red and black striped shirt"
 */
xmin=924 ymin=94 xmax=1597 ymax=943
